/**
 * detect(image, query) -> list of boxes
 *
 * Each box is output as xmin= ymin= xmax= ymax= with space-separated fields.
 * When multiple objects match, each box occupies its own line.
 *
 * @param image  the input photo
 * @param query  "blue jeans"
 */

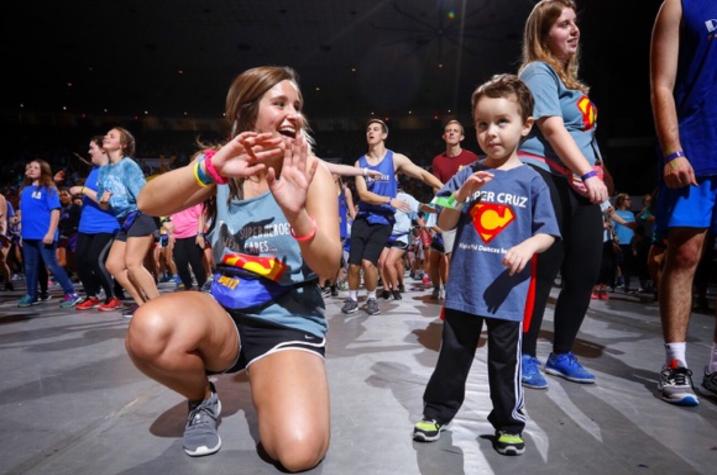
xmin=22 ymin=239 xmax=75 ymax=299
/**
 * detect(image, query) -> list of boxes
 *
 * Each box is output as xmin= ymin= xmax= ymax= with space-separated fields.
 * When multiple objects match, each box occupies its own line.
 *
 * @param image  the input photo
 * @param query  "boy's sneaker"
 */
xmin=658 ymin=360 xmax=699 ymax=406
xmin=183 ymin=383 xmax=222 ymax=457
xmin=97 ymin=297 xmax=122 ymax=312
xmin=545 ymin=352 xmax=595 ymax=384
xmin=17 ymin=295 xmax=38 ymax=307
xmin=521 ymin=355 xmax=548 ymax=389
xmin=702 ymin=368 xmax=717 ymax=396
xmin=60 ymin=293 xmax=83 ymax=308
xmin=413 ymin=418 xmax=444 ymax=442
xmin=365 ymin=298 xmax=380 ymax=315
xmin=76 ymin=296 xmax=101 ymax=311
xmin=494 ymin=431 xmax=525 ymax=456
xmin=330 ymin=285 xmax=338 ymax=297
xmin=341 ymin=298 xmax=358 ymax=314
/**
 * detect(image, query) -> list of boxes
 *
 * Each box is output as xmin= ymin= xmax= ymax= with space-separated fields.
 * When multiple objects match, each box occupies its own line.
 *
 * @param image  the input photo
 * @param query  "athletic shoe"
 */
xmin=521 ymin=355 xmax=548 ymax=389
xmin=365 ymin=298 xmax=380 ymax=315
xmin=76 ymin=296 xmax=101 ymax=311
xmin=122 ymin=303 xmax=139 ymax=319
xmin=330 ymin=285 xmax=338 ymax=297
xmin=702 ymin=368 xmax=717 ymax=396
xmin=183 ymin=383 xmax=222 ymax=457
xmin=17 ymin=295 xmax=38 ymax=307
xmin=97 ymin=297 xmax=122 ymax=312
xmin=381 ymin=289 xmax=391 ymax=299
xmin=341 ymin=298 xmax=359 ymax=314
xmin=392 ymin=290 xmax=402 ymax=300
xmin=159 ymin=274 xmax=172 ymax=283
xmin=422 ymin=275 xmax=431 ymax=287
xmin=413 ymin=418 xmax=444 ymax=442
xmin=431 ymin=287 xmax=441 ymax=300
xmin=658 ymin=360 xmax=699 ymax=406
xmin=599 ymin=291 xmax=609 ymax=301
xmin=398 ymin=282 xmax=405 ymax=293
xmin=38 ymin=293 xmax=52 ymax=302
xmin=591 ymin=292 xmax=600 ymax=300
xmin=494 ymin=431 xmax=525 ymax=456
xmin=60 ymin=293 xmax=83 ymax=309
xmin=545 ymin=352 xmax=596 ymax=384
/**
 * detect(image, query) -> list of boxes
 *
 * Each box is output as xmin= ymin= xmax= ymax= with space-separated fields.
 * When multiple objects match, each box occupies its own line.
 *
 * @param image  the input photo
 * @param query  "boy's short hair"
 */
xmin=366 ymin=118 xmax=389 ymax=135
xmin=470 ymin=74 xmax=534 ymax=123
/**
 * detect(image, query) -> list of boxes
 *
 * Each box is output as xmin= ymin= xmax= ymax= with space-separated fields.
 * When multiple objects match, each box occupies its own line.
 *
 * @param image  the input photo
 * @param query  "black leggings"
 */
xmin=523 ymin=167 xmax=603 ymax=356
xmin=75 ymin=232 xmax=115 ymax=300
xmin=173 ymin=236 xmax=207 ymax=290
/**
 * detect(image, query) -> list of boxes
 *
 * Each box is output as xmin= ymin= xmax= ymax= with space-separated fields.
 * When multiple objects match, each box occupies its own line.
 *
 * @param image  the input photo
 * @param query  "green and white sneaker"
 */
xmin=412 ymin=418 xmax=444 ymax=442
xmin=494 ymin=431 xmax=525 ymax=456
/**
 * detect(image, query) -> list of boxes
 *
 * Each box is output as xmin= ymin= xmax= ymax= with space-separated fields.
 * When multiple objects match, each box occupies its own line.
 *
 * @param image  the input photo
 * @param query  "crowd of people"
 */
xmin=1 ymin=0 xmax=715 ymax=470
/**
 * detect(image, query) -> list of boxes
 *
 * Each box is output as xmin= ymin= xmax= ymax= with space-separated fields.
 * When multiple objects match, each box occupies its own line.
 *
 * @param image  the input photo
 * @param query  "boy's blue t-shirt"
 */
xmin=96 ymin=157 xmax=146 ymax=219
xmin=518 ymin=61 xmax=601 ymax=174
xmin=441 ymin=162 xmax=560 ymax=322
xmin=613 ymin=209 xmax=635 ymax=245
xmin=79 ymin=166 xmax=120 ymax=234
xmin=20 ymin=185 xmax=61 ymax=240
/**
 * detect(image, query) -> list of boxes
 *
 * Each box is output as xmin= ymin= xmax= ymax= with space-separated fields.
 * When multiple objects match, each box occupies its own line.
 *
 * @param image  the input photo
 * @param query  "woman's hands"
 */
xmin=211 ymin=132 xmax=283 ymax=179
xmin=267 ymin=135 xmax=318 ymax=220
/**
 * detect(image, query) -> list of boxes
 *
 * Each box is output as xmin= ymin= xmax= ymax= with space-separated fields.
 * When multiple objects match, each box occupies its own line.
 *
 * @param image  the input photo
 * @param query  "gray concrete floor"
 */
xmin=1 ymin=279 xmax=716 ymax=475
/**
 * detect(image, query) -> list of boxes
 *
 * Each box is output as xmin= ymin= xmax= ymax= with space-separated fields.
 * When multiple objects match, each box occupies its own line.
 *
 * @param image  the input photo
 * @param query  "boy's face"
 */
xmin=473 ymin=95 xmax=532 ymax=161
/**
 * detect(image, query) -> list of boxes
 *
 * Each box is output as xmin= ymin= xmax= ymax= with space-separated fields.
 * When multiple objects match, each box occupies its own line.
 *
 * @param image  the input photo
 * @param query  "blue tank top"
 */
xmin=338 ymin=190 xmax=349 ymax=240
xmin=674 ymin=0 xmax=717 ymax=176
xmin=357 ymin=150 xmax=397 ymax=225
xmin=210 ymin=182 xmax=326 ymax=337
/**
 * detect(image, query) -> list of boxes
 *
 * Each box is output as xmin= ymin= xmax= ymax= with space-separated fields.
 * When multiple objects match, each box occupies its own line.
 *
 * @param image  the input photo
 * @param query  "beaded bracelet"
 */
xmin=580 ymin=170 xmax=598 ymax=181
xmin=290 ymin=216 xmax=317 ymax=243
xmin=203 ymin=150 xmax=228 ymax=185
xmin=664 ymin=150 xmax=685 ymax=163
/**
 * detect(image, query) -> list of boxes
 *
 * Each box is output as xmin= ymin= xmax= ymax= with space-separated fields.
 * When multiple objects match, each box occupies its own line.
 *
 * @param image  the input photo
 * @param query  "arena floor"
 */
xmin=1 ymin=279 xmax=716 ymax=475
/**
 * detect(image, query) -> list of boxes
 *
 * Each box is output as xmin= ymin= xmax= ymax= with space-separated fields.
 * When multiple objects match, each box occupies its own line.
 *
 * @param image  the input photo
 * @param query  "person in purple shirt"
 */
xmin=17 ymin=159 xmax=81 ymax=308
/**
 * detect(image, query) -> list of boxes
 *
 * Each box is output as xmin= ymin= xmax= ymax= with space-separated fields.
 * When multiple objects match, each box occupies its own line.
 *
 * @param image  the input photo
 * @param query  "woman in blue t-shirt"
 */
xmin=612 ymin=194 xmax=637 ymax=292
xmin=96 ymin=127 xmax=158 ymax=316
xmin=17 ymin=160 xmax=81 ymax=307
xmin=517 ymin=0 xmax=609 ymax=389
xmin=125 ymin=66 xmax=341 ymax=469
xmin=69 ymin=136 xmax=121 ymax=311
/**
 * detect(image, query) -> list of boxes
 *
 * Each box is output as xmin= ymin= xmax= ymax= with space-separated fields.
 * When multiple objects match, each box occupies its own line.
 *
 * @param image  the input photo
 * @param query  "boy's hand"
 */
xmin=502 ymin=241 xmax=535 ymax=276
xmin=455 ymin=171 xmax=494 ymax=203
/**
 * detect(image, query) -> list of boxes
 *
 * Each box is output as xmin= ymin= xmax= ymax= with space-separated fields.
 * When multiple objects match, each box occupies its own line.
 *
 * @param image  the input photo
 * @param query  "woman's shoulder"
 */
xmin=520 ymin=61 xmax=558 ymax=79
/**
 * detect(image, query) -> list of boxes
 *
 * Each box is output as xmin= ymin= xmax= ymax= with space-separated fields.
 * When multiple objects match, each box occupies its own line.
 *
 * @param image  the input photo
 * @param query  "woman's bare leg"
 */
xmin=126 ymin=235 xmax=160 ymax=301
xmin=106 ymin=240 xmax=145 ymax=304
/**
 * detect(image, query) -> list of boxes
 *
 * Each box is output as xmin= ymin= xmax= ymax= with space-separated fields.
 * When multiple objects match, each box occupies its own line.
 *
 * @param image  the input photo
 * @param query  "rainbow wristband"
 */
xmin=580 ymin=170 xmax=597 ymax=181
xmin=193 ymin=158 xmax=211 ymax=188
xmin=203 ymin=150 xmax=228 ymax=185
xmin=664 ymin=150 xmax=685 ymax=163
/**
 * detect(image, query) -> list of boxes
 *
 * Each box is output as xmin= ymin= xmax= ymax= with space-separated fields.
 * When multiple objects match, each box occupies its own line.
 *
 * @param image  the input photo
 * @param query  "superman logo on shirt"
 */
xmin=577 ymin=96 xmax=597 ymax=130
xmin=470 ymin=203 xmax=515 ymax=244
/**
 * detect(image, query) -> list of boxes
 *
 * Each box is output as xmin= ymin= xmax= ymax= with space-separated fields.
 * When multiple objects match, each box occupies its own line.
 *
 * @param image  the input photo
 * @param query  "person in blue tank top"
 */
xmin=16 ymin=159 xmax=82 ymax=308
xmin=651 ymin=0 xmax=717 ymax=405
xmin=341 ymin=118 xmax=443 ymax=316
xmin=126 ymin=66 xmax=341 ymax=470
xmin=69 ymin=136 xmax=121 ymax=312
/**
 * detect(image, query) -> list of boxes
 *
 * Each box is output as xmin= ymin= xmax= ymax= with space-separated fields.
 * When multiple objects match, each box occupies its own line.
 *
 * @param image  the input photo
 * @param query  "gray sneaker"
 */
xmin=365 ymin=298 xmax=380 ymax=315
xmin=703 ymin=368 xmax=717 ymax=396
xmin=658 ymin=363 xmax=699 ymax=406
xmin=183 ymin=383 xmax=222 ymax=457
xmin=341 ymin=298 xmax=359 ymax=314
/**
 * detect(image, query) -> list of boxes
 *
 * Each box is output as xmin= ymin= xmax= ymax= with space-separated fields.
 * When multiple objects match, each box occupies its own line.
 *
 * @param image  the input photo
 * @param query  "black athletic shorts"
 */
xmin=348 ymin=216 xmax=393 ymax=265
xmin=209 ymin=314 xmax=326 ymax=374
xmin=115 ymin=212 xmax=158 ymax=242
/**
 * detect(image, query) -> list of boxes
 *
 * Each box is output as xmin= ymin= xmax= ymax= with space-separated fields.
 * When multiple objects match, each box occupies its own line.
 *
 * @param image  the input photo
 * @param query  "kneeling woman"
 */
xmin=128 ymin=66 xmax=340 ymax=472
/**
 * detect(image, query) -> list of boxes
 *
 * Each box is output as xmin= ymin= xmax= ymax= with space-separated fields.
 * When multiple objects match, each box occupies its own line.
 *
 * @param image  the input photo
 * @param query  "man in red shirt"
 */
xmin=428 ymin=120 xmax=479 ymax=299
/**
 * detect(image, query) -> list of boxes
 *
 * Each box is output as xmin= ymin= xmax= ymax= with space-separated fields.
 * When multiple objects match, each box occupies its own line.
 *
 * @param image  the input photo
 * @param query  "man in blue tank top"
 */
xmin=341 ymin=119 xmax=443 ymax=315
xmin=651 ymin=0 xmax=717 ymax=406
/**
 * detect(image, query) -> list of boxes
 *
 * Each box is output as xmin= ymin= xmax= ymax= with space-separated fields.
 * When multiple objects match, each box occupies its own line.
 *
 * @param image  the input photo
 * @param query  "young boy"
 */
xmin=413 ymin=74 xmax=560 ymax=456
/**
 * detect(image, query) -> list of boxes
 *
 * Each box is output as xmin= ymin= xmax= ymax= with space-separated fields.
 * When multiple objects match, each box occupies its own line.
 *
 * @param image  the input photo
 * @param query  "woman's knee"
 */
xmin=125 ymin=302 xmax=174 ymax=362
xmin=270 ymin=433 xmax=328 ymax=473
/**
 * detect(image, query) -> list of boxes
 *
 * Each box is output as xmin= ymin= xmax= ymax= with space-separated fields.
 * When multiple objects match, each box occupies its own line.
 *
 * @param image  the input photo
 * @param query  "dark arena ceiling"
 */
xmin=2 ymin=0 xmax=654 ymax=124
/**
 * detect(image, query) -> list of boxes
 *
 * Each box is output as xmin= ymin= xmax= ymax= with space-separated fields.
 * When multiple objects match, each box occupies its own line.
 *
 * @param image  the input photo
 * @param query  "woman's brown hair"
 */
xmin=22 ymin=159 xmax=56 ymax=189
xmin=520 ymin=0 xmax=588 ymax=94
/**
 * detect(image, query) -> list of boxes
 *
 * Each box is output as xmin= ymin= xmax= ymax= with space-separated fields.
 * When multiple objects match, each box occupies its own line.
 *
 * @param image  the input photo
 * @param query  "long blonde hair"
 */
xmin=521 ymin=0 xmax=588 ymax=94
